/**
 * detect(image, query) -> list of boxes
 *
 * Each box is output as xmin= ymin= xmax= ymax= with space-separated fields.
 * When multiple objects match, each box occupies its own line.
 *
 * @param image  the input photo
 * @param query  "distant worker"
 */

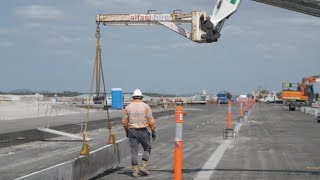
xmin=122 ymin=89 xmax=156 ymax=177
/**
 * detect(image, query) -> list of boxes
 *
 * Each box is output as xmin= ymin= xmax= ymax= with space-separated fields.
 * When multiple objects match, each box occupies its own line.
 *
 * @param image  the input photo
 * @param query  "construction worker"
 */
xmin=122 ymin=89 xmax=156 ymax=177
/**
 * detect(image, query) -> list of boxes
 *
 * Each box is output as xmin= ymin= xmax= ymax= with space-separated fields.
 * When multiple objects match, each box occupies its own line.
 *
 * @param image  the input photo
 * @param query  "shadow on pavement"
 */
xmin=214 ymin=168 xmax=320 ymax=175
xmin=90 ymin=167 xmax=126 ymax=180
xmin=92 ymin=167 xmax=320 ymax=179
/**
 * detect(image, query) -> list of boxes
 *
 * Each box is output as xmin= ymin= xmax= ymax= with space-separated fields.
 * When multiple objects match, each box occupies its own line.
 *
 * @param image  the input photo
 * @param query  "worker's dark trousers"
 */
xmin=128 ymin=128 xmax=151 ymax=166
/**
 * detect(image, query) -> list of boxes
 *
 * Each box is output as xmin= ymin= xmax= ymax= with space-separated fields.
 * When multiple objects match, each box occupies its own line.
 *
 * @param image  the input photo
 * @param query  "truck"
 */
xmin=217 ymin=91 xmax=232 ymax=104
xmin=262 ymin=92 xmax=282 ymax=103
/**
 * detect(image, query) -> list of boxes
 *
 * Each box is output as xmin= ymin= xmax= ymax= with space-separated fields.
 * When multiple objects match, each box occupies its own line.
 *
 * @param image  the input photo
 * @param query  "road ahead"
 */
xmin=95 ymin=103 xmax=320 ymax=180
xmin=1 ymin=103 xmax=320 ymax=180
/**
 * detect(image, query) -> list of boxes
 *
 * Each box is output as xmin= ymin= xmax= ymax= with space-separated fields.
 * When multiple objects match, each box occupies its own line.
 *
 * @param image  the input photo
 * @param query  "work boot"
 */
xmin=132 ymin=165 xmax=140 ymax=177
xmin=139 ymin=160 xmax=150 ymax=175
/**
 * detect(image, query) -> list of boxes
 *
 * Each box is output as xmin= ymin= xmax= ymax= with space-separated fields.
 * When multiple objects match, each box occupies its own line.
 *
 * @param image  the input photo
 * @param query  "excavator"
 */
xmin=281 ymin=75 xmax=320 ymax=111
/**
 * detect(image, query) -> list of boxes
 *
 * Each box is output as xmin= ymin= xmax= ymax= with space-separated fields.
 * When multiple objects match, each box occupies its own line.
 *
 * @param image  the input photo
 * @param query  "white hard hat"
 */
xmin=132 ymin=89 xmax=143 ymax=97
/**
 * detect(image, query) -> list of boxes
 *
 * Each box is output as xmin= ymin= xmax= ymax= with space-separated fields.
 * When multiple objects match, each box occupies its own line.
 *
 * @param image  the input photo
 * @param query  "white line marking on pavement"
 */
xmin=194 ymin=122 xmax=243 ymax=180
xmin=234 ymin=122 xmax=242 ymax=133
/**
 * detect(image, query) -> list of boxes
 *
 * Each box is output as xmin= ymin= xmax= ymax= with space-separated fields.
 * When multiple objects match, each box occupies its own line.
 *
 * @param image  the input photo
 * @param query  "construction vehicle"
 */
xmin=281 ymin=75 xmax=320 ymax=111
xmin=217 ymin=91 xmax=232 ymax=104
xmin=262 ymin=91 xmax=282 ymax=104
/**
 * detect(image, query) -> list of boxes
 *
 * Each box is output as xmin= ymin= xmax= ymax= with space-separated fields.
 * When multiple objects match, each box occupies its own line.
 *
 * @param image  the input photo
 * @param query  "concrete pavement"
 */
xmin=95 ymin=104 xmax=320 ymax=180
xmin=1 ymin=103 xmax=320 ymax=180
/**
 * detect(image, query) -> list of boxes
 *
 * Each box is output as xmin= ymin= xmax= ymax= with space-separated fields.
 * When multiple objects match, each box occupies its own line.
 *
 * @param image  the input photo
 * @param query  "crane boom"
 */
xmin=96 ymin=0 xmax=242 ymax=43
xmin=92 ymin=1 xmax=242 ymax=103
xmin=96 ymin=11 xmax=193 ymax=39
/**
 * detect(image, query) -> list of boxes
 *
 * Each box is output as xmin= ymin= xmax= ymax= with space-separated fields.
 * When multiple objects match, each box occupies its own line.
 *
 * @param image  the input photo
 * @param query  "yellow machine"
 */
xmin=281 ymin=75 xmax=320 ymax=111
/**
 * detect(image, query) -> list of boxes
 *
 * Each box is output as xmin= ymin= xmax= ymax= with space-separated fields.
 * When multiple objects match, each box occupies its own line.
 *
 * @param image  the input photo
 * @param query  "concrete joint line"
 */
xmin=194 ymin=122 xmax=243 ymax=180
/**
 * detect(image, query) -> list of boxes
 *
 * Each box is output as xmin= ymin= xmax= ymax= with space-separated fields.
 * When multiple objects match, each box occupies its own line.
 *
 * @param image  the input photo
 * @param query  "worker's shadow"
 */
xmin=90 ymin=166 xmax=126 ymax=180
xmin=91 ymin=166 xmax=170 ymax=179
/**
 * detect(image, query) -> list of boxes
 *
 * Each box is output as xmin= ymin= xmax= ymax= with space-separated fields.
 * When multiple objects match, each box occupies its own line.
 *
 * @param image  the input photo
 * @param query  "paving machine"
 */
xmin=281 ymin=75 xmax=320 ymax=111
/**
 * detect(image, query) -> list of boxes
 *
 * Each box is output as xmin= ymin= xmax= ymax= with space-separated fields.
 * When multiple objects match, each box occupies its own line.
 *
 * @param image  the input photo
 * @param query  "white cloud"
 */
xmin=256 ymin=42 xmax=297 ymax=52
xmin=0 ymin=42 xmax=13 ymax=48
xmin=46 ymin=33 xmax=94 ymax=45
xmin=0 ymin=27 xmax=9 ymax=35
xmin=123 ymin=43 xmax=166 ymax=50
xmin=84 ymin=0 xmax=148 ymax=10
xmin=252 ymin=13 xmax=320 ymax=28
xmin=150 ymin=45 xmax=164 ymax=50
xmin=223 ymin=25 xmax=261 ymax=36
xmin=83 ymin=0 xmax=210 ymax=12
xmin=170 ymin=41 xmax=198 ymax=48
xmin=9 ymin=23 xmax=93 ymax=45
xmin=13 ymin=5 xmax=63 ymax=20
xmin=283 ymin=16 xmax=320 ymax=27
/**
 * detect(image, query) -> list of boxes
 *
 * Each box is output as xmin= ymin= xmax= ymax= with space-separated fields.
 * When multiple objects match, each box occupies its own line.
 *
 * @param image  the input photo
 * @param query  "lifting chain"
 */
xmin=94 ymin=23 xmax=113 ymax=143
xmin=80 ymin=22 xmax=114 ymax=156
xmin=95 ymin=23 xmax=101 ymax=98
xmin=80 ymin=23 xmax=102 ymax=155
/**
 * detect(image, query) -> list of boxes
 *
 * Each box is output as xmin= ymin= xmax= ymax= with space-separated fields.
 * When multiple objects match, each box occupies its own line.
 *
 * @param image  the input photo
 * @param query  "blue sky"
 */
xmin=0 ymin=0 xmax=319 ymax=95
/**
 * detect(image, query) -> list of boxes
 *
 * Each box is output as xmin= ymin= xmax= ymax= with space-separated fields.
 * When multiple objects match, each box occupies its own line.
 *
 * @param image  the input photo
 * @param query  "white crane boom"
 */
xmin=96 ymin=0 xmax=242 ymax=43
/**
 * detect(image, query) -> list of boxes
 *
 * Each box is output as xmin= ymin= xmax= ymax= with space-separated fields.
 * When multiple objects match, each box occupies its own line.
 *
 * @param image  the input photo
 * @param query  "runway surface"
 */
xmin=1 ymin=103 xmax=320 ymax=180
xmin=95 ymin=103 xmax=320 ymax=180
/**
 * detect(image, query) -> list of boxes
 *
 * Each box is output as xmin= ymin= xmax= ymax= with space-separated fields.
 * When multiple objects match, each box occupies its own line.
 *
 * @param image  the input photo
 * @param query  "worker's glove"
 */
xmin=125 ymin=131 xmax=129 ymax=138
xmin=151 ymin=130 xmax=156 ymax=141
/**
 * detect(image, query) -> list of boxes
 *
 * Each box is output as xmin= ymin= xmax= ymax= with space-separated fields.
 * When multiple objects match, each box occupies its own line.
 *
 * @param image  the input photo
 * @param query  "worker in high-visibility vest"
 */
xmin=122 ymin=89 xmax=156 ymax=177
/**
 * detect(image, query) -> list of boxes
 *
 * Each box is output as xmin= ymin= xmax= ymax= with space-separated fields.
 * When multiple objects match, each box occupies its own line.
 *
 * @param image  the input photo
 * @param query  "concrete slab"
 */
xmin=0 ymin=108 xmax=174 ymax=179
xmin=0 ymin=108 xmax=174 ymax=148
xmin=15 ymin=139 xmax=129 ymax=180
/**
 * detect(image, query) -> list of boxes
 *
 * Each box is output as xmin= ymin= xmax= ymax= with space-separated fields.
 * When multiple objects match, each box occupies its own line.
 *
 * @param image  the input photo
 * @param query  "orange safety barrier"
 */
xmin=227 ymin=99 xmax=232 ymax=129
xmin=174 ymin=106 xmax=183 ymax=180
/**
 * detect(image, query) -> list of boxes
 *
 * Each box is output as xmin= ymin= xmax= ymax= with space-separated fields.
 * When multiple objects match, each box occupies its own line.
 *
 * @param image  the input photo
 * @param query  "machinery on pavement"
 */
xmin=281 ymin=75 xmax=320 ymax=111
xmin=262 ymin=91 xmax=283 ymax=104
xmin=217 ymin=91 xmax=233 ymax=104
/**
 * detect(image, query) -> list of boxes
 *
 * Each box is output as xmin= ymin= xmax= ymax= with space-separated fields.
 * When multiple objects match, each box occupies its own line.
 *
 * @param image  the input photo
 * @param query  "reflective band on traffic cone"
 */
xmin=239 ymin=100 xmax=243 ymax=117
